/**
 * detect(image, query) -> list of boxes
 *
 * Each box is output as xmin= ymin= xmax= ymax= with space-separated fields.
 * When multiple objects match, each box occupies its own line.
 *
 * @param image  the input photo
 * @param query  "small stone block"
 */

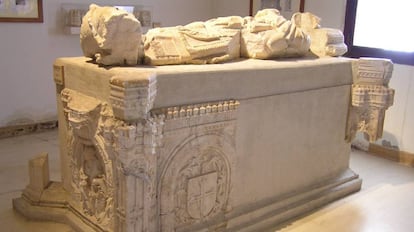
xmin=28 ymin=152 xmax=50 ymax=191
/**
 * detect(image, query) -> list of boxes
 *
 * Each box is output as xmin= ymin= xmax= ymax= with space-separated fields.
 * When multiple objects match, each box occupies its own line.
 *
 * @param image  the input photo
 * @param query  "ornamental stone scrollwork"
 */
xmin=61 ymin=89 xmax=116 ymax=230
xmin=62 ymin=88 xmax=164 ymax=232
xmin=347 ymin=58 xmax=395 ymax=142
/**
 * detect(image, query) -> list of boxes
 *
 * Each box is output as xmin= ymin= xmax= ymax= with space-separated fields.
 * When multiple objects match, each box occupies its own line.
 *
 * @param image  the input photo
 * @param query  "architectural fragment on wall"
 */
xmin=80 ymin=4 xmax=142 ymax=66
xmin=80 ymin=5 xmax=347 ymax=66
xmin=347 ymin=58 xmax=395 ymax=142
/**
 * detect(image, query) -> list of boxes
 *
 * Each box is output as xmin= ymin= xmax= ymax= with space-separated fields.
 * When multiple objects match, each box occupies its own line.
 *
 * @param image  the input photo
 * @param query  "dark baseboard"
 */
xmin=368 ymin=143 xmax=414 ymax=168
xmin=0 ymin=121 xmax=58 ymax=139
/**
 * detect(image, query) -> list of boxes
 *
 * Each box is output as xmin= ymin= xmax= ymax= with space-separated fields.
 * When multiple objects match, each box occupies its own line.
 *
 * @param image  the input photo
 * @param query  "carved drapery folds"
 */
xmin=347 ymin=58 xmax=395 ymax=142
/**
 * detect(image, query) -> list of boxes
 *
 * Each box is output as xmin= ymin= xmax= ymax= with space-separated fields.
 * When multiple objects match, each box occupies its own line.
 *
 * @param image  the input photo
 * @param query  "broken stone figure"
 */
xmin=80 ymin=4 xmax=142 ymax=66
xmin=143 ymin=15 xmax=244 ymax=65
xmin=80 ymin=4 xmax=346 ymax=66
xmin=240 ymin=8 xmax=310 ymax=59
xmin=294 ymin=12 xmax=348 ymax=57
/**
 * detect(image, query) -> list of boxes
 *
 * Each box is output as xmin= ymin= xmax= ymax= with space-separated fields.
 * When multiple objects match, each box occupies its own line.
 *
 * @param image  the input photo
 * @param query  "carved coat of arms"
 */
xmin=187 ymin=172 xmax=218 ymax=219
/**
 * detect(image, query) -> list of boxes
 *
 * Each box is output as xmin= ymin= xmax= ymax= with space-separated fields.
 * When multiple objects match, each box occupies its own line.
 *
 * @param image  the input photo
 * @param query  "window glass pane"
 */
xmin=115 ymin=6 xmax=135 ymax=14
xmin=353 ymin=0 xmax=414 ymax=52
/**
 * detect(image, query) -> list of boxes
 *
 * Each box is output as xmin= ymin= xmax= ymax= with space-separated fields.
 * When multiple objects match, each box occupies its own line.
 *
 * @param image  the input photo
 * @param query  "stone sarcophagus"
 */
xmin=14 ymin=56 xmax=393 ymax=232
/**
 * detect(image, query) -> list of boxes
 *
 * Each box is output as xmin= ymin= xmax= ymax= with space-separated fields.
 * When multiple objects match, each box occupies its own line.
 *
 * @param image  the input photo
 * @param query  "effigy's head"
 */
xmin=80 ymin=4 xmax=142 ymax=66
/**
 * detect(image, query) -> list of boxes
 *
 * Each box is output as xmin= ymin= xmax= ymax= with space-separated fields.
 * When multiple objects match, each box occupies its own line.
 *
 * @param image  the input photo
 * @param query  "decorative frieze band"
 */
xmin=153 ymin=100 xmax=240 ymax=119
xmin=354 ymin=58 xmax=393 ymax=85
xmin=151 ymin=100 xmax=240 ymax=131
xmin=352 ymin=85 xmax=395 ymax=108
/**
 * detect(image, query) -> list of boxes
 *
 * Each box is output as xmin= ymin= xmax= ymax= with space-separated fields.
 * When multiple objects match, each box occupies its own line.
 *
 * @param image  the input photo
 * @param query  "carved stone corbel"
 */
xmin=109 ymin=72 xmax=157 ymax=122
xmin=347 ymin=58 xmax=395 ymax=142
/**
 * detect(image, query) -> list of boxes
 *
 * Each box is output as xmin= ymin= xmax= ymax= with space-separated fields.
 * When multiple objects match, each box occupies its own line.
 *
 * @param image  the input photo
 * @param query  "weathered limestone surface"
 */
xmin=80 ymin=4 xmax=142 ymax=66
xmin=143 ymin=16 xmax=243 ymax=65
xmin=24 ymin=153 xmax=50 ymax=201
xmin=347 ymin=58 xmax=395 ymax=142
xmin=240 ymin=9 xmax=310 ymax=59
xmin=79 ymin=5 xmax=347 ymax=66
xmin=144 ymin=9 xmax=311 ymax=65
xmin=13 ymin=56 xmax=394 ymax=231
xmin=296 ymin=12 xmax=348 ymax=57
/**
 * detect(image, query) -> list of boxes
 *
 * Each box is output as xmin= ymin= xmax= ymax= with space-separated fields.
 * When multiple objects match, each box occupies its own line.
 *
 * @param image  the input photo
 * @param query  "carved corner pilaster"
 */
xmin=112 ymin=116 xmax=164 ymax=232
xmin=347 ymin=58 xmax=395 ymax=142
xmin=109 ymin=72 xmax=157 ymax=122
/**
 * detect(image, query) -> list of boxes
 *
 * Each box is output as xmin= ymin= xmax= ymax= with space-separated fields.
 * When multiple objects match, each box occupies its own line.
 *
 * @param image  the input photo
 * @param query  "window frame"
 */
xmin=343 ymin=0 xmax=414 ymax=65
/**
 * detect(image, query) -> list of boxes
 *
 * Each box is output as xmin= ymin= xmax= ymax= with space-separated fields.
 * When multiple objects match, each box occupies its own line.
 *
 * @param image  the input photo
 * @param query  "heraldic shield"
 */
xmin=187 ymin=172 xmax=218 ymax=219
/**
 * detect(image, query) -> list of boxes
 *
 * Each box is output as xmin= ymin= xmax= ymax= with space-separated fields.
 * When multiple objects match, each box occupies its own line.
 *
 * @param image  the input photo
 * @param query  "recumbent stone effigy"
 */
xmin=79 ymin=5 xmax=347 ymax=66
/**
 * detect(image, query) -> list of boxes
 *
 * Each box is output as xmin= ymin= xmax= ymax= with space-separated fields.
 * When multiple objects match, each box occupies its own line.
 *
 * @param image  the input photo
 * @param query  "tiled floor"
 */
xmin=1 ymin=130 xmax=413 ymax=232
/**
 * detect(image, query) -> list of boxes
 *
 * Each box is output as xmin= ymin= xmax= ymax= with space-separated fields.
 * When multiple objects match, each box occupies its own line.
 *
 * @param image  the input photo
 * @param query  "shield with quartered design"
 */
xmin=187 ymin=172 xmax=218 ymax=219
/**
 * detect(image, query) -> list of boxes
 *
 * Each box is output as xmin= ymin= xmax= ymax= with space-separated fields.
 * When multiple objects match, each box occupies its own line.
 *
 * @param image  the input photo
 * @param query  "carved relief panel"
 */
xmin=155 ymin=101 xmax=239 ymax=232
xmin=61 ymin=88 xmax=162 ymax=232
xmin=61 ymin=89 xmax=117 ymax=230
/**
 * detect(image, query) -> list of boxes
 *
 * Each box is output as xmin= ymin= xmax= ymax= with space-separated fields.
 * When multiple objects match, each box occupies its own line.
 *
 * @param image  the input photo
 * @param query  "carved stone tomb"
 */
xmin=13 ymin=57 xmax=394 ymax=231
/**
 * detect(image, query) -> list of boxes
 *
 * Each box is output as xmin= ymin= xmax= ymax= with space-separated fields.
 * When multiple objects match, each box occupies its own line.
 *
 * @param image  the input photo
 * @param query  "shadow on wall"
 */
xmin=377 ymin=131 xmax=400 ymax=150
xmin=352 ymin=131 xmax=399 ymax=151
